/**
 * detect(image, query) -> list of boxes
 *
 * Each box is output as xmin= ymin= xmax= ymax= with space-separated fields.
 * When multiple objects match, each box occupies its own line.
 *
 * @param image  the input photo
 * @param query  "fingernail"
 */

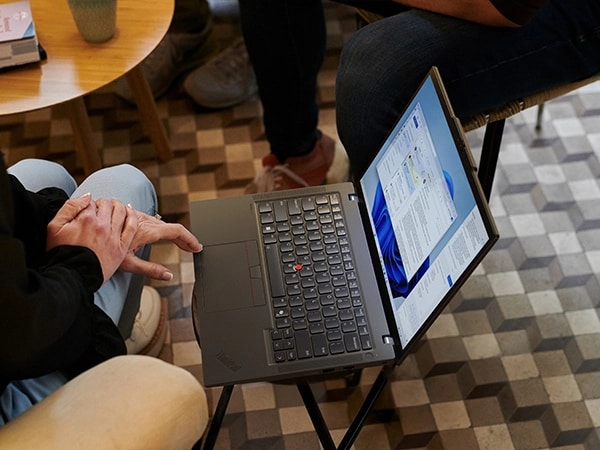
xmin=81 ymin=192 xmax=91 ymax=198
xmin=162 ymin=272 xmax=173 ymax=281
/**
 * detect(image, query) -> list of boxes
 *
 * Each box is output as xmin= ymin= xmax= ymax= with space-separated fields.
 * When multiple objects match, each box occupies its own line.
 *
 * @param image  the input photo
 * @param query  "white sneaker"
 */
xmin=183 ymin=37 xmax=258 ymax=109
xmin=125 ymin=286 xmax=168 ymax=357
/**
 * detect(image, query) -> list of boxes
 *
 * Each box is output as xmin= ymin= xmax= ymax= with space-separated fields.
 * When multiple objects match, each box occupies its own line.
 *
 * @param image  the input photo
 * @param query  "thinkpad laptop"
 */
xmin=191 ymin=67 xmax=498 ymax=387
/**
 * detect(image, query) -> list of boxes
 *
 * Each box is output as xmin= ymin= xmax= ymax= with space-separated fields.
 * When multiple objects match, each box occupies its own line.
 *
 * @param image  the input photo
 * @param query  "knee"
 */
xmin=7 ymin=159 xmax=77 ymax=194
xmin=104 ymin=164 xmax=157 ymax=213
xmin=113 ymin=164 xmax=154 ymax=192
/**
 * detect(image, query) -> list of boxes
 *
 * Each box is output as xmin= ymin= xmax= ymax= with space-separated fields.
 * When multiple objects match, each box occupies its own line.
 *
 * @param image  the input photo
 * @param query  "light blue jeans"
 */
xmin=1 ymin=159 xmax=157 ymax=425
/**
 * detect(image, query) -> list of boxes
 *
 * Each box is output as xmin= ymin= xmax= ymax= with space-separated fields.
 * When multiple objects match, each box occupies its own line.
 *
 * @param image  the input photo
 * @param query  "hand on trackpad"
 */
xmin=195 ymin=241 xmax=266 ymax=313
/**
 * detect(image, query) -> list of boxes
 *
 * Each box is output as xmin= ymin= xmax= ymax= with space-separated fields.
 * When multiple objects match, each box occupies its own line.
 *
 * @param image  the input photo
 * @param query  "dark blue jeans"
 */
xmin=239 ymin=0 xmax=600 ymax=172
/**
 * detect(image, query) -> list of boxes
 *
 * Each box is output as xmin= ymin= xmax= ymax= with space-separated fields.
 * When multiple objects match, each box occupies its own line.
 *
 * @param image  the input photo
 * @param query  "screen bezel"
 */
xmin=353 ymin=67 xmax=499 ymax=363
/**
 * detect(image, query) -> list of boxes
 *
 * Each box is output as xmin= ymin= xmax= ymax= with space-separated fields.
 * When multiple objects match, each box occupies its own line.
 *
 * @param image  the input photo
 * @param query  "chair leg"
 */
xmin=478 ymin=119 xmax=505 ymax=201
xmin=535 ymin=103 xmax=545 ymax=131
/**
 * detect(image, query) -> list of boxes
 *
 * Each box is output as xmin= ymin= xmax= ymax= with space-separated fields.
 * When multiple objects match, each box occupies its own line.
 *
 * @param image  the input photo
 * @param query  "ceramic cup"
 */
xmin=67 ymin=0 xmax=117 ymax=43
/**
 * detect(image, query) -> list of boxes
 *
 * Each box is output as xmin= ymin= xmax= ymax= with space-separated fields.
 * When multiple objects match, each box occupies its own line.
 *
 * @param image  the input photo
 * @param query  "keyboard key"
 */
xmin=330 ymin=341 xmax=344 ymax=354
xmin=296 ymin=330 xmax=312 ymax=359
xmin=302 ymin=198 xmax=315 ymax=211
xmin=344 ymin=333 xmax=361 ymax=352
xmin=307 ymin=310 xmax=322 ymax=322
xmin=360 ymin=335 xmax=372 ymax=350
xmin=309 ymin=322 xmax=324 ymax=334
xmin=341 ymin=321 xmax=357 ymax=333
xmin=293 ymin=319 xmax=307 ymax=330
xmin=312 ymin=334 xmax=328 ymax=356
xmin=327 ymin=329 xmax=342 ymax=341
xmin=274 ymin=307 xmax=289 ymax=318
xmin=273 ymin=200 xmax=288 ymax=222
xmin=276 ymin=317 xmax=291 ymax=329
xmin=265 ymin=243 xmax=285 ymax=297
xmin=324 ymin=317 xmax=340 ymax=329
xmin=258 ymin=202 xmax=272 ymax=213
xmin=288 ymin=199 xmax=302 ymax=215
xmin=260 ymin=213 xmax=274 ymax=224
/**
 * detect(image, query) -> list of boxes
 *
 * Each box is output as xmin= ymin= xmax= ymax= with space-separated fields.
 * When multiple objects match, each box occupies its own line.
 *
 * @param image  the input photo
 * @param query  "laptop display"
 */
xmin=359 ymin=74 xmax=492 ymax=348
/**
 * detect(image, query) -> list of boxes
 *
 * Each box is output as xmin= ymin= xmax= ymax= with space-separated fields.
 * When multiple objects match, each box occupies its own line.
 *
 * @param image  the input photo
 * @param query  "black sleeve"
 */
xmin=0 ymin=156 xmax=124 ymax=383
xmin=489 ymin=0 xmax=550 ymax=25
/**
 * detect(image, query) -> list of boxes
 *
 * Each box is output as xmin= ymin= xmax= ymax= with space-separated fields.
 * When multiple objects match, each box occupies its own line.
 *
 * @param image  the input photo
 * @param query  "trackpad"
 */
xmin=199 ymin=241 xmax=266 ymax=313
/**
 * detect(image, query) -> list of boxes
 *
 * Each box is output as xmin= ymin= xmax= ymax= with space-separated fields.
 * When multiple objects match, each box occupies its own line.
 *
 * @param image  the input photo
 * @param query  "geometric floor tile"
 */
xmin=2 ymin=2 xmax=599 ymax=448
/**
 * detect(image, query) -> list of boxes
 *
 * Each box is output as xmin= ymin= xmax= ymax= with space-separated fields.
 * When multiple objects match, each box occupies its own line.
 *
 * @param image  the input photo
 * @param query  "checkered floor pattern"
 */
xmin=1 ymin=2 xmax=599 ymax=449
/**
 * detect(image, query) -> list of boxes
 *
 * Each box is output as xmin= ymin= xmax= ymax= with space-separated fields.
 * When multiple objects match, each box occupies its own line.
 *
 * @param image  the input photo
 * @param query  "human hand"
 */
xmin=47 ymin=194 xmax=139 ymax=283
xmin=118 ymin=210 xmax=202 ymax=281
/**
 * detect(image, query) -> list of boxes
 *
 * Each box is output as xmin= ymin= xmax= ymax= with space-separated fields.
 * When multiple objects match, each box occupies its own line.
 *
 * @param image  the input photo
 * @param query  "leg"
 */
xmin=336 ymin=0 xmax=600 ymax=176
xmin=239 ymin=0 xmax=325 ymax=161
xmin=74 ymin=164 xmax=158 ymax=337
xmin=115 ymin=0 xmax=218 ymax=102
xmin=7 ymin=159 xmax=78 ymax=194
xmin=8 ymin=160 xmax=157 ymax=335
xmin=0 ymin=372 xmax=68 ymax=425
xmin=0 ymin=356 xmax=209 ymax=449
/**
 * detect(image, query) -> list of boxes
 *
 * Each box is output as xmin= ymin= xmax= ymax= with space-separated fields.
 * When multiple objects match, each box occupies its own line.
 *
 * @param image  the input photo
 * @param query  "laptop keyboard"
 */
xmin=257 ymin=194 xmax=373 ymax=363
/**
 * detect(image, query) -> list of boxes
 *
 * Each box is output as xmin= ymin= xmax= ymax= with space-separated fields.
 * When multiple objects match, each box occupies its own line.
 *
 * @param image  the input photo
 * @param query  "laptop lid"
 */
xmin=356 ymin=67 xmax=498 ymax=357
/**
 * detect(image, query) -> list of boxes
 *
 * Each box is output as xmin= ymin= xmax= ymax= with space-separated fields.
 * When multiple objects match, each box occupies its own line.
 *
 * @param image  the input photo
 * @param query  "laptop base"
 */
xmin=197 ymin=364 xmax=395 ymax=450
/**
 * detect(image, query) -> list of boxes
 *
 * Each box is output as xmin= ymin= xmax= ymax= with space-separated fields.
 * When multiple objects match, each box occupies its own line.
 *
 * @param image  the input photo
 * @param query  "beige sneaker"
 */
xmin=125 ymin=286 xmax=168 ymax=357
xmin=245 ymin=134 xmax=336 ymax=194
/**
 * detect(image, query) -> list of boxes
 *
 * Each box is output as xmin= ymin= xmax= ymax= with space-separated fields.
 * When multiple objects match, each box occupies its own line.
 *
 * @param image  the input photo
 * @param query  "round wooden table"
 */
xmin=0 ymin=0 xmax=175 ymax=174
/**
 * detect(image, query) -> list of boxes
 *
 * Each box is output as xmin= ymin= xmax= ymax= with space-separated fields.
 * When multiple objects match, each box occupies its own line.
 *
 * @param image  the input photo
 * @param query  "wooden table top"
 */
xmin=0 ymin=0 xmax=174 ymax=115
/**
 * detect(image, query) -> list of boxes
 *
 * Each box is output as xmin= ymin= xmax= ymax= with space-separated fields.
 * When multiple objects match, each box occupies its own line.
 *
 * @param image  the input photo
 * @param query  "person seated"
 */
xmin=335 ymin=0 xmax=600 ymax=176
xmin=0 ymin=156 xmax=203 ymax=429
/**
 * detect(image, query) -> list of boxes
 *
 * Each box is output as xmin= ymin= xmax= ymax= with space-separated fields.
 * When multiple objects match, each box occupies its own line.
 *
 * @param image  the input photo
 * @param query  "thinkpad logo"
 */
xmin=216 ymin=351 xmax=241 ymax=372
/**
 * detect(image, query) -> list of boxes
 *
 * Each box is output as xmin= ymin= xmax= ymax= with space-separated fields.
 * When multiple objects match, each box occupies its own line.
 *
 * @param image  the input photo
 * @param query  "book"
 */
xmin=0 ymin=0 xmax=41 ymax=70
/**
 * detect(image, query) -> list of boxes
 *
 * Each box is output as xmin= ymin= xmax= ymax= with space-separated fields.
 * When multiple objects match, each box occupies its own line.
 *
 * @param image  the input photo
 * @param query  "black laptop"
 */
xmin=190 ymin=67 xmax=498 ymax=387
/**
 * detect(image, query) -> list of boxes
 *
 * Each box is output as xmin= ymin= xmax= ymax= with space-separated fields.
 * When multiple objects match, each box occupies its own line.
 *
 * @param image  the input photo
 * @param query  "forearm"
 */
xmin=0 ymin=238 xmax=104 ymax=379
xmin=392 ymin=0 xmax=547 ymax=26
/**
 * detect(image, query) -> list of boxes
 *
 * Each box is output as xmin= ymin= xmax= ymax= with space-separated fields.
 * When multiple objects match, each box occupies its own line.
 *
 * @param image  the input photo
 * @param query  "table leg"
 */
xmin=65 ymin=97 xmax=103 ymax=175
xmin=199 ymin=384 xmax=234 ymax=450
xmin=125 ymin=65 xmax=173 ymax=162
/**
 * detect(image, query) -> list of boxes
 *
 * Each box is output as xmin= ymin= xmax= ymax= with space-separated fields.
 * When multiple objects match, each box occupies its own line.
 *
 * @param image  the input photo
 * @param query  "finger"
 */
xmin=120 ymin=204 xmax=139 ymax=249
xmin=109 ymin=198 xmax=127 ymax=231
xmin=95 ymin=197 xmax=112 ymax=225
xmin=156 ymin=223 xmax=203 ymax=252
xmin=120 ymin=254 xmax=173 ymax=281
xmin=52 ymin=193 xmax=93 ymax=227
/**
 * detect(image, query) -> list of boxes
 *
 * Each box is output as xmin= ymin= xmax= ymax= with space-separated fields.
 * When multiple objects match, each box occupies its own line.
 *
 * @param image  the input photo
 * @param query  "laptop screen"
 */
xmin=359 ymin=69 xmax=495 ymax=348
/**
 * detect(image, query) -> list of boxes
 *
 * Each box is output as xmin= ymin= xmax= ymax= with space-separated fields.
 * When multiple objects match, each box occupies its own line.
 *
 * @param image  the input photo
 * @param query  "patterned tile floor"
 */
xmin=2 ymin=2 xmax=600 ymax=449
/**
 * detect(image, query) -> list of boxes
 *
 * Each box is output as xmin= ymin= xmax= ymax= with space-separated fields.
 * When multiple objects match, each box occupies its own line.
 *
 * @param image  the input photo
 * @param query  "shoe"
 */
xmin=245 ymin=134 xmax=336 ymax=194
xmin=114 ymin=29 xmax=220 ymax=103
xmin=125 ymin=286 xmax=168 ymax=357
xmin=183 ymin=37 xmax=258 ymax=109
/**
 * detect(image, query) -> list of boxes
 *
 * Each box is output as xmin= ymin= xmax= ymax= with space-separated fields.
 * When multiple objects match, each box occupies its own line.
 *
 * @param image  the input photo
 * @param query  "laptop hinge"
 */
xmin=383 ymin=336 xmax=394 ymax=345
xmin=348 ymin=193 xmax=360 ymax=202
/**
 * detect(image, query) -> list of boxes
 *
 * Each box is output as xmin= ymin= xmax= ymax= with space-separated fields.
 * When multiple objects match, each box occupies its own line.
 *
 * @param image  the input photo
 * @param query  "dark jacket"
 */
xmin=0 ymin=155 xmax=125 ymax=395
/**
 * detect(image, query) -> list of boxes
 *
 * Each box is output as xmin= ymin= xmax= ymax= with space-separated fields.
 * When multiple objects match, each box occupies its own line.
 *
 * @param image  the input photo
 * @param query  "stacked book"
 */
xmin=0 ymin=0 xmax=42 ymax=70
